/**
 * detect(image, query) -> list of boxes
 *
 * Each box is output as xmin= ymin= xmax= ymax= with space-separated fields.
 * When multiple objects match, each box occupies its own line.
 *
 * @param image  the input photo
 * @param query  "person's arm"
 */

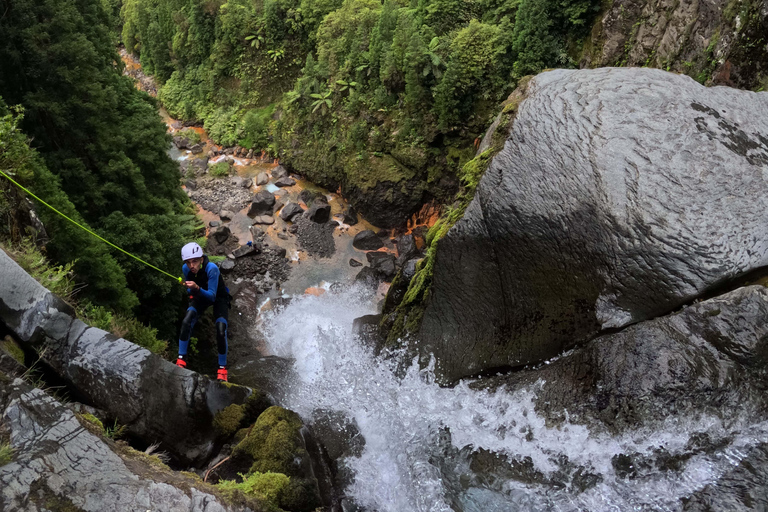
xmin=196 ymin=263 xmax=219 ymax=302
xmin=182 ymin=264 xmax=192 ymax=294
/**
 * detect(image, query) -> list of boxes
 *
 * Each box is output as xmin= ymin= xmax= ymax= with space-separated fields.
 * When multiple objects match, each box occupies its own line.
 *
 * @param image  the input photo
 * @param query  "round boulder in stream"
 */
xmin=353 ymin=229 xmax=384 ymax=250
xmin=280 ymin=202 xmax=305 ymax=222
xmin=247 ymin=190 xmax=276 ymax=217
xmin=416 ymin=67 xmax=768 ymax=382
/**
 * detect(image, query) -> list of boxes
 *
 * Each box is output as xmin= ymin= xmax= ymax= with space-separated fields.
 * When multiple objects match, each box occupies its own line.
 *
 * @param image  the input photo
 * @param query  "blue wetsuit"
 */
xmin=178 ymin=256 xmax=229 ymax=366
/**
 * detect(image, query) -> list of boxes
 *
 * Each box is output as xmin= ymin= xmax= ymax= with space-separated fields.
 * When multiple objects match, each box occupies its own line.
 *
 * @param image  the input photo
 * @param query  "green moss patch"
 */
xmin=0 ymin=336 xmax=24 ymax=365
xmin=213 ymin=403 xmax=246 ymax=437
xmin=218 ymin=471 xmax=290 ymax=504
xmin=81 ymin=413 xmax=104 ymax=431
xmin=234 ymin=406 xmax=306 ymax=476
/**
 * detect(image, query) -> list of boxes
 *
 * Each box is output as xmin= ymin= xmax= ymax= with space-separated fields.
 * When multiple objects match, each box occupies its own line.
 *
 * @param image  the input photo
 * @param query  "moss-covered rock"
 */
xmin=81 ymin=413 xmax=104 ymax=431
xmin=235 ymin=406 xmax=306 ymax=476
xmin=216 ymin=406 xmax=323 ymax=512
xmin=214 ymin=404 xmax=246 ymax=437
xmin=0 ymin=336 xmax=24 ymax=365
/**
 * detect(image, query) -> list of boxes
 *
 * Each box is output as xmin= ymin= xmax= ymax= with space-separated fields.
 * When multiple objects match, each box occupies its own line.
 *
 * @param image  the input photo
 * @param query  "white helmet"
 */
xmin=181 ymin=242 xmax=203 ymax=261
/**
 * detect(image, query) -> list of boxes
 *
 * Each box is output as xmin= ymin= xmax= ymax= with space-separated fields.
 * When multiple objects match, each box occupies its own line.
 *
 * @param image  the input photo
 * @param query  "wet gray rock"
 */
xmin=256 ymin=172 xmax=269 ymax=185
xmin=213 ymin=225 xmax=231 ymax=243
xmin=274 ymin=177 xmax=296 ymax=187
xmin=0 ymin=249 xmax=252 ymax=466
xmin=272 ymin=165 xmax=289 ymax=179
xmin=395 ymin=234 xmax=418 ymax=266
xmin=353 ymin=230 xmax=383 ymax=251
xmin=209 ymin=220 xmax=221 ymax=228
xmin=0 ymin=378 xmax=254 ymax=512
xmin=305 ymin=203 xmax=331 ymax=224
xmin=220 ymin=259 xmax=236 ymax=273
xmin=189 ymin=143 xmax=204 ymax=154
xmin=342 ymin=208 xmax=358 ymax=226
xmin=355 ymin=267 xmax=383 ymax=289
xmin=219 ymin=210 xmax=234 ymax=221
xmin=299 ymin=190 xmax=318 ymax=205
xmin=420 ymin=68 xmax=768 ymax=382
xmin=247 ymin=190 xmax=276 ymax=218
xmin=280 ymin=202 xmax=304 ymax=222
xmin=488 ymin=285 xmax=768 ymax=432
xmin=232 ymin=244 xmax=258 ymax=259
xmin=366 ymin=251 xmax=396 ymax=279
xmin=349 ymin=258 xmax=363 ymax=267
xmin=252 ymin=215 xmax=275 ymax=225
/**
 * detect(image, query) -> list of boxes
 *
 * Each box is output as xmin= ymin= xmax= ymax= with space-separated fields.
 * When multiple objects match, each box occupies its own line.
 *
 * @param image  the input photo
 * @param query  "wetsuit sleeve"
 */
xmin=182 ymin=264 xmax=192 ymax=294
xmin=197 ymin=263 xmax=219 ymax=302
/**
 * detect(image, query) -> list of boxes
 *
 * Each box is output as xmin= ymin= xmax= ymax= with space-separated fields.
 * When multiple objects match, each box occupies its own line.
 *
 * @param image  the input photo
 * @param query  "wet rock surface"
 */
xmin=420 ymin=68 xmax=768 ymax=382
xmin=0 ymin=249 xmax=253 ymax=466
xmin=0 ymin=377 xmax=258 ymax=512
xmin=479 ymin=286 xmax=768 ymax=433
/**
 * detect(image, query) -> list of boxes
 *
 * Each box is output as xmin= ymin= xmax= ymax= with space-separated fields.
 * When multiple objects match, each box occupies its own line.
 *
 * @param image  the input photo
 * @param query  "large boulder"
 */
xmin=0 ymin=249 xmax=253 ymax=466
xmin=491 ymin=285 xmax=768 ymax=432
xmin=0 ymin=377 xmax=259 ymax=512
xmin=247 ymin=190 xmax=276 ymax=218
xmin=419 ymin=68 xmax=768 ymax=382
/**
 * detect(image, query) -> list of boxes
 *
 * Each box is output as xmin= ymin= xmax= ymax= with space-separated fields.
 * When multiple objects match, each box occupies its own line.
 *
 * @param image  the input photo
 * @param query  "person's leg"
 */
xmin=177 ymin=299 xmax=205 ymax=367
xmin=213 ymin=293 xmax=229 ymax=380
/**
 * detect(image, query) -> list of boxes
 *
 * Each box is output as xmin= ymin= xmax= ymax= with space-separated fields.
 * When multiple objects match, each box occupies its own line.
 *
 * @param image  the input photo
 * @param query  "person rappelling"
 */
xmin=176 ymin=242 xmax=231 ymax=381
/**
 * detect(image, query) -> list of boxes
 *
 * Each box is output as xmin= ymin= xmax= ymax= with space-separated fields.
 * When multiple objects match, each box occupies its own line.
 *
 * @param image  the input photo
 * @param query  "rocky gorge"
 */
xmin=2 ymin=56 xmax=768 ymax=512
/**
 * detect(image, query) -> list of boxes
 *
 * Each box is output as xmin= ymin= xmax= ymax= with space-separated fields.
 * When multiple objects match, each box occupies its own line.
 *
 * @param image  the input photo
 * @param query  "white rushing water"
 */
xmin=262 ymin=286 xmax=768 ymax=512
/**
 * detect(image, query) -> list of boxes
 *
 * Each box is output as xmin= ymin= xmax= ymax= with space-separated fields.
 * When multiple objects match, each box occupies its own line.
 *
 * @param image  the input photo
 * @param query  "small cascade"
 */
xmin=263 ymin=286 xmax=768 ymax=512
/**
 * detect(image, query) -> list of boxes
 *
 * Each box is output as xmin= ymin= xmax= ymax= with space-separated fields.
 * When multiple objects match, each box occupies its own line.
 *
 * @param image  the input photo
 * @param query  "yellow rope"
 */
xmin=0 ymin=169 xmax=182 ymax=284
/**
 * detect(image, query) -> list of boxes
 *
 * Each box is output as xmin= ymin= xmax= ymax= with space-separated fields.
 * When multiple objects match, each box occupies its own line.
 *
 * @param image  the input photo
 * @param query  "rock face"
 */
xmin=0 ymin=249 xmax=252 ymax=466
xmin=0 ymin=378 xmax=256 ymax=512
xmin=247 ymin=190 xmax=276 ymax=218
xmin=420 ymin=68 xmax=768 ymax=382
xmin=492 ymin=285 xmax=768 ymax=432
xmin=582 ymin=0 xmax=768 ymax=90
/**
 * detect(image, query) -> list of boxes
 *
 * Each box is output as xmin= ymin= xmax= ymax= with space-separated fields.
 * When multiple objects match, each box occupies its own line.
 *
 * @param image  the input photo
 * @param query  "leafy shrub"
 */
xmin=209 ymin=162 xmax=232 ymax=177
xmin=3 ymin=239 xmax=77 ymax=302
xmin=239 ymin=104 xmax=276 ymax=150
xmin=79 ymin=302 xmax=168 ymax=355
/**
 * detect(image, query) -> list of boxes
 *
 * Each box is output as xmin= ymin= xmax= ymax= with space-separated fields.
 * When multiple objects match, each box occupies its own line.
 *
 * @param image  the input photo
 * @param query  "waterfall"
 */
xmin=262 ymin=285 xmax=768 ymax=511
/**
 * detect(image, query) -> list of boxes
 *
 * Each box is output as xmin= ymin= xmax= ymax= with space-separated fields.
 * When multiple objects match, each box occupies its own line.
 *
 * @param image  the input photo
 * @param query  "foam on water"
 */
xmin=262 ymin=286 xmax=768 ymax=511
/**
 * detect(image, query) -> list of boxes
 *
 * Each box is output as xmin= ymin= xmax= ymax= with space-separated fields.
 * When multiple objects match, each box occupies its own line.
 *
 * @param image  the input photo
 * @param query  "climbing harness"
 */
xmin=0 ymin=169 xmax=183 ymax=284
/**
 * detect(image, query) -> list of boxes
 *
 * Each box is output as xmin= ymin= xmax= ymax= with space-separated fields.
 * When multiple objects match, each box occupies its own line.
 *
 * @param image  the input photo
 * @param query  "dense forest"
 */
xmin=0 ymin=0 xmax=199 ymax=341
xmin=120 ymin=0 xmax=602 ymax=225
xmin=0 ymin=0 xmax=764 ymax=343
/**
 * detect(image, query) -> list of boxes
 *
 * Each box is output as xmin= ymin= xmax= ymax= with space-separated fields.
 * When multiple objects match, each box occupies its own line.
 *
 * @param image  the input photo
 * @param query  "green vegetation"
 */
xmin=213 ymin=403 xmax=246 ymax=436
xmin=0 ymin=442 xmax=13 ymax=466
xmin=81 ymin=413 xmax=105 ymax=430
xmin=218 ymin=471 xmax=290 ymax=505
xmin=234 ymin=406 xmax=307 ymax=476
xmin=120 ymin=0 xmax=602 ymax=223
xmin=221 ymin=406 xmax=320 ymax=512
xmin=0 ymin=337 xmax=25 ymax=365
xmin=0 ymin=0 xmax=204 ymax=339
xmin=209 ymin=162 xmax=233 ymax=177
